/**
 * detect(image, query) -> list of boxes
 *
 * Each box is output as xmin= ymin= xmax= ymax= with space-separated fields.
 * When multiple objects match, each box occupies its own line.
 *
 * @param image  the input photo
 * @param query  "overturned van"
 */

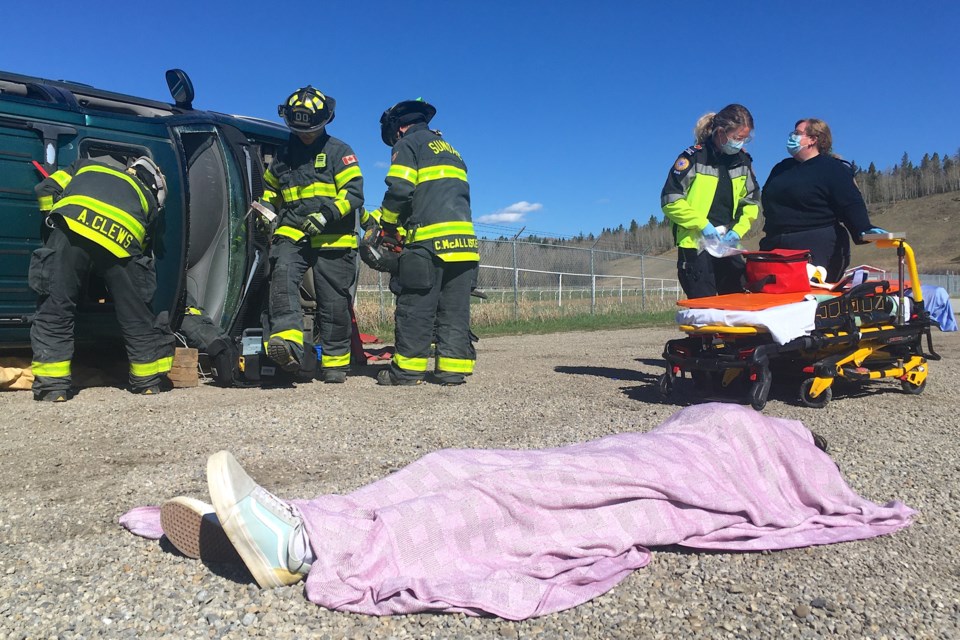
xmin=0 ymin=69 xmax=287 ymax=352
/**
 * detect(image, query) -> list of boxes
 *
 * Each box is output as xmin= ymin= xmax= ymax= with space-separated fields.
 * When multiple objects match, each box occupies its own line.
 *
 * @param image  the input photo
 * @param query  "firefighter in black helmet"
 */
xmin=255 ymin=86 xmax=364 ymax=383
xmin=370 ymin=99 xmax=478 ymax=386
xmin=30 ymin=156 xmax=175 ymax=401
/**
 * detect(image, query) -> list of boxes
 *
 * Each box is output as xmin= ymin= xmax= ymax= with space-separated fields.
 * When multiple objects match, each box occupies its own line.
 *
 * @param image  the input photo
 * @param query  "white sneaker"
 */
xmin=206 ymin=451 xmax=311 ymax=588
xmin=160 ymin=496 xmax=240 ymax=564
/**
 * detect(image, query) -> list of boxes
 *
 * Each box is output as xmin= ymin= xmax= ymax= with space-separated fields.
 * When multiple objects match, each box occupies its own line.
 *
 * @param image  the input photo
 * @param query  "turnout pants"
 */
xmin=677 ymin=248 xmax=745 ymax=299
xmin=264 ymin=238 xmax=356 ymax=371
xmin=390 ymin=245 xmax=477 ymax=383
xmin=29 ymin=227 xmax=174 ymax=395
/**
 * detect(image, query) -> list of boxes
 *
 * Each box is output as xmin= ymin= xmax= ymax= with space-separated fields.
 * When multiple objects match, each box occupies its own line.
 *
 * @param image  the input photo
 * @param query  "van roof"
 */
xmin=0 ymin=69 xmax=288 ymax=138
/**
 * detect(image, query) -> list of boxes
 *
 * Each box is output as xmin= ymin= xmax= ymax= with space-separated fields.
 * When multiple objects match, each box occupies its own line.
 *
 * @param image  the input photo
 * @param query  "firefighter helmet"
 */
xmin=278 ymin=86 xmax=336 ymax=134
xmin=128 ymin=156 xmax=167 ymax=208
xmin=379 ymin=99 xmax=436 ymax=146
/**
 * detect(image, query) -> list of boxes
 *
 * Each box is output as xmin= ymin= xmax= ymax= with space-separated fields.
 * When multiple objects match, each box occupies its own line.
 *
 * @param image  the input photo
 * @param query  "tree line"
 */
xmin=487 ymin=147 xmax=960 ymax=257
xmin=854 ymin=149 xmax=960 ymax=204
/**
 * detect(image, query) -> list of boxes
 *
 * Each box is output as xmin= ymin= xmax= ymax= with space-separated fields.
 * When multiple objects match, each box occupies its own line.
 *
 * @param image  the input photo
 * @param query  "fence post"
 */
xmin=640 ymin=254 xmax=646 ymax=311
xmin=558 ymin=273 xmax=563 ymax=307
xmin=512 ymin=236 xmax=520 ymax=321
xmin=590 ymin=242 xmax=598 ymax=315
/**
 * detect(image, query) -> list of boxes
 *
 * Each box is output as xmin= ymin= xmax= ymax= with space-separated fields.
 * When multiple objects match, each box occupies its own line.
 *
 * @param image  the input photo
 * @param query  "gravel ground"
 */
xmin=1 ymin=326 xmax=958 ymax=639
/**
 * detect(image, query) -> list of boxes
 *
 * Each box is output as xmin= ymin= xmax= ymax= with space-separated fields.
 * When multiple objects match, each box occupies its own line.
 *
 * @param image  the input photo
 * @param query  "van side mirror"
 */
xmin=165 ymin=69 xmax=195 ymax=110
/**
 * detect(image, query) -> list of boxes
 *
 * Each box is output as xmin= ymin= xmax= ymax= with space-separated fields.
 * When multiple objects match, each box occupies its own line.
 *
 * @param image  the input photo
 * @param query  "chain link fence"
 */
xmin=354 ymin=239 xmax=681 ymax=329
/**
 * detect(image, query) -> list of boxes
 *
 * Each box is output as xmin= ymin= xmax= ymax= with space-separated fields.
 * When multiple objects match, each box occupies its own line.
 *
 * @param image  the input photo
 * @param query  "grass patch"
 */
xmin=472 ymin=310 xmax=676 ymax=338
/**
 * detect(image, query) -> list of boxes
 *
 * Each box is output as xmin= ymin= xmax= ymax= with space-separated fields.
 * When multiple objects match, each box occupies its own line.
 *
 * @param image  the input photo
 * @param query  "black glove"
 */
xmin=301 ymin=211 xmax=328 ymax=236
xmin=360 ymin=208 xmax=381 ymax=232
xmin=208 ymin=337 xmax=238 ymax=386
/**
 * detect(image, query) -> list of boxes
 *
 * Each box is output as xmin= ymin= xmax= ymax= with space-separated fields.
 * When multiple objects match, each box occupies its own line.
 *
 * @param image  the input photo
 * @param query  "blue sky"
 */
xmin=2 ymin=1 xmax=957 ymax=240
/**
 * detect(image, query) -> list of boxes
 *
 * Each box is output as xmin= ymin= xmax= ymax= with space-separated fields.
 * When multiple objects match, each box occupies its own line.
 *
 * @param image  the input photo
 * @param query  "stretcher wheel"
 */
xmin=748 ymin=370 xmax=771 ymax=411
xmin=657 ymin=373 xmax=674 ymax=398
xmin=900 ymin=378 xmax=926 ymax=395
xmin=799 ymin=378 xmax=832 ymax=408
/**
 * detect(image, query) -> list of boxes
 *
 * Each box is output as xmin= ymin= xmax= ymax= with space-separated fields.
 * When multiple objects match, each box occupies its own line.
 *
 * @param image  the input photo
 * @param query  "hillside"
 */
xmin=593 ymin=191 xmax=960 ymax=286
xmin=742 ymin=190 xmax=960 ymax=274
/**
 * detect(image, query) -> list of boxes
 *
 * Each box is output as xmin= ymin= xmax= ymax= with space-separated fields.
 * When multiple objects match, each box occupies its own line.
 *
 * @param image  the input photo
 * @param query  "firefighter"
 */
xmin=255 ymin=86 xmax=364 ymax=383
xmin=371 ymin=99 xmax=478 ymax=386
xmin=30 ymin=156 xmax=175 ymax=401
xmin=661 ymin=104 xmax=760 ymax=298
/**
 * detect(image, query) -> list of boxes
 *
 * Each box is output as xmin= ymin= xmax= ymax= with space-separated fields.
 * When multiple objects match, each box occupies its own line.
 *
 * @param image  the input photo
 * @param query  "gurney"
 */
xmin=659 ymin=237 xmax=941 ymax=410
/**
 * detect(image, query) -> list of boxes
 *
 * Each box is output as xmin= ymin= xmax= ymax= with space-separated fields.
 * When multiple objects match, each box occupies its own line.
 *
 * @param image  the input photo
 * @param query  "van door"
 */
xmin=172 ymin=124 xmax=249 ymax=334
xmin=0 ymin=119 xmax=50 ymax=333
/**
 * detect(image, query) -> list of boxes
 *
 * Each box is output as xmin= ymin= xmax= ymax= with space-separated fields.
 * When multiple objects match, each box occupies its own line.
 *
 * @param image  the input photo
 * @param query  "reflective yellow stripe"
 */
xmin=394 ymin=353 xmax=428 ymax=372
xmin=300 ymin=181 xmax=337 ymax=198
xmin=335 ymin=195 xmax=352 ymax=215
xmin=271 ymin=329 xmax=304 ymax=346
xmin=62 ymin=217 xmax=130 ymax=258
xmin=130 ymin=356 xmax=173 ymax=377
xmin=380 ymin=207 xmax=400 ymax=225
xmin=321 ymin=352 xmax=351 ymax=368
xmin=418 ymin=165 xmax=467 ymax=183
xmin=32 ymin=360 xmax=71 ymax=377
xmin=310 ymin=233 xmax=358 ymax=249
xmin=410 ymin=221 xmax=475 ymax=241
xmin=186 ymin=307 xmax=203 ymax=316
xmin=76 ymin=165 xmax=149 ymax=214
xmin=437 ymin=252 xmax=480 ymax=262
xmin=263 ymin=169 xmax=280 ymax=189
xmin=334 ymin=165 xmax=362 ymax=189
xmin=275 ymin=225 xmax=306 ymax=242
xmin=281 ymin=186 xmax=301 ymax=202
xmin=387 ymin=164 xmax=418 ymax=184
xmin=52 ymin=195 xmax=146 ymax=243
xmin=49 ymin=170 xmax=71 ymax=189
xmin=38 ymin=195 xmax=53 ymax=211
xmin=437 ymin=356 xmax=474 ymax=374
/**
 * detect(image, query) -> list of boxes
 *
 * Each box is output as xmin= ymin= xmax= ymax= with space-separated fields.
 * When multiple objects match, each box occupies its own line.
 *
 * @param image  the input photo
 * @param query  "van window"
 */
xmin=79 ymin=140 xmax=150 ymax=170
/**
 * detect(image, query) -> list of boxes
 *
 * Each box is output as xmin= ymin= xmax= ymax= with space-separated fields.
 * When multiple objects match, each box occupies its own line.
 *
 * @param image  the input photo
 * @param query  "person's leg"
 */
xmin=265 ymin=239 xmax=311 ymax=370
xmin=677 ymin=247 xmax=718 ymax=298
xmin=381 ymin=247 xmax=443 ymax=385
xmin=825 ymin=226 xmax=851 ymax=283
xmin=715 ymin=254 xmax=746 ymax=295
xmin=433 ymin=261 xmax=476 ymax=385
xmin=206 ymin=451 xmax=313 ymax=588
xmin=313 ymin=249 xmax=357 ymax=382
xmin=29 ymin=228 xmax=90 ymax=401
xmin=102 ymin=252 xmax=174 ymax=393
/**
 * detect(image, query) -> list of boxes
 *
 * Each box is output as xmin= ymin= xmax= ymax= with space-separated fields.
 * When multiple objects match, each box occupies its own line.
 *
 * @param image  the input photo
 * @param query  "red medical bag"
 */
xmin=744 ymin=249 xmax=811 ymax=294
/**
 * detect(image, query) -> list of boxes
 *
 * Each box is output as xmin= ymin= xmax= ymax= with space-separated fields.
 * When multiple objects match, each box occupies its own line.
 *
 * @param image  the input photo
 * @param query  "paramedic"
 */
xmin=760 ymin=118 xmax=887 ymax=282
xmin=30 ymin=157 xmax=175 ymax=401
xmin=256 ymin=86 xmax=364 ymax=383
xmin=370 ymin=99 xmax=478 ymax=386
xmin=661 ymin=104 xmax=760 ymax=298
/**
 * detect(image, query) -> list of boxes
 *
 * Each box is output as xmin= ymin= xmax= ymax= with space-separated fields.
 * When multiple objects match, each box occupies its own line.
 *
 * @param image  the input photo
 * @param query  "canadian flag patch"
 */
xmin=342 ymin=154 xmax=357 ymax=165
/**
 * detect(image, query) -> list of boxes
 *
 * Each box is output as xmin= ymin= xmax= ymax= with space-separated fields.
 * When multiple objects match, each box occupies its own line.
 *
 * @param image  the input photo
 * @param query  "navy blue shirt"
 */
xmin=761 ymin=155 xmax=872 ymax=236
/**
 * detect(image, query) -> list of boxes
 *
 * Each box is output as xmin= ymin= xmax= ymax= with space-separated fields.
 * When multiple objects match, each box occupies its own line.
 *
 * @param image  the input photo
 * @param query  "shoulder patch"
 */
xmin=673 ymin=157 xmax=691 ymax=172
xmin=342 ymin=154 xmax=357 ymax=166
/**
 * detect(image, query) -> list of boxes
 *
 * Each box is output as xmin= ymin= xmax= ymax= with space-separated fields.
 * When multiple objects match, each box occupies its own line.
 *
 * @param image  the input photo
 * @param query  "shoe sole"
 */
xmin=267 ymin=339 xmax=299 ymax=372
xmin=160 ymin=496 xmax=241 ymax=564
xmin=207 ymin=451 xmax=300 ymax=589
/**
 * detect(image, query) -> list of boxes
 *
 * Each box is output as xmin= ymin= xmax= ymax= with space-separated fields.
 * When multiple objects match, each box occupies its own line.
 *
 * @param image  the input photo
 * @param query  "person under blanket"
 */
xmin=139 ymin=404 xmax=914 ymax=620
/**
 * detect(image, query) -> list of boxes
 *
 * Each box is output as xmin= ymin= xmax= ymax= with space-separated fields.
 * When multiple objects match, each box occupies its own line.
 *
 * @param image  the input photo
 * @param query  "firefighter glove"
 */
xmin=360 ymin=208 xmax=382 ymax=232
xmin=301 ymin=211 xmax=328 ymax=236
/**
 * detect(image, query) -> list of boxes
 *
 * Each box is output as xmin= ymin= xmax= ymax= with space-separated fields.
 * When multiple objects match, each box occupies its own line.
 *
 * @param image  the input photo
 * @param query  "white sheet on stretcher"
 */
xmin=676 ymin=298 xmax=819 ymax=345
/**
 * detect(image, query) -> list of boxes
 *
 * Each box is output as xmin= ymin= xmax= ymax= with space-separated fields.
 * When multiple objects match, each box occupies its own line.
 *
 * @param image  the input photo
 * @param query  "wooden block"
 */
xmin=169 ymin=348 xmax=199 ymax=387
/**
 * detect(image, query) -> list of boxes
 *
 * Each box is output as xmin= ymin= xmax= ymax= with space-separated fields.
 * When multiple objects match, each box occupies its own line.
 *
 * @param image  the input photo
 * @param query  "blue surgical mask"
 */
xmin=720 ymin=138 xmax=744 ymax=155
xmin=786 ymin=133 xmax=804 ymax=157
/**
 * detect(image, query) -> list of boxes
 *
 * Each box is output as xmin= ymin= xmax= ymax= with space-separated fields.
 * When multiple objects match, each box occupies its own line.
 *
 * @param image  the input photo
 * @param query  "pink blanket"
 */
xmin=122 ymin=404 xmax=914 ymax=620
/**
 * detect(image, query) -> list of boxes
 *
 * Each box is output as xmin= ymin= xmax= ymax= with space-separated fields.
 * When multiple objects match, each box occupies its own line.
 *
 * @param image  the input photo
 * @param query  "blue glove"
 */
xmin=700 ymin=222 xmax=720 ymax=240
xmin=722 ymin=229 xmax=740 ymax=245
xmin=862 ymin=227 xmax=889 ymax=237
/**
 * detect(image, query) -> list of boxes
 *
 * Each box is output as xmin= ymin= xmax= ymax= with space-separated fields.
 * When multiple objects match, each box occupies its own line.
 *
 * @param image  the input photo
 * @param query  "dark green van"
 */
xmin=0 ymin=69 xmax=287 ymax=350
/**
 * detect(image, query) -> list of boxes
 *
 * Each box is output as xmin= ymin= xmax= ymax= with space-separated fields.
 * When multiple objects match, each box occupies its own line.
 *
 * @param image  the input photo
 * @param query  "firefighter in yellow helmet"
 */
xmin=370 ymin=99 xmax=478 ymax=386
xmin=255 ymin=86 xmax=364 ymax=383
xmin=30 ymin=156 xmax=175 ymax=400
